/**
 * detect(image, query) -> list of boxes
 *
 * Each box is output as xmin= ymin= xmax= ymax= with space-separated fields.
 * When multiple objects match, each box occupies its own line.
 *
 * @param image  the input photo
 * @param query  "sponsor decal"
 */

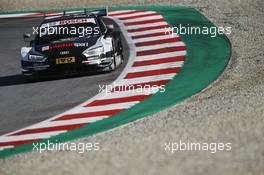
xmin=59 ymin=18 xmax=96 ymax=25
xmin=74 ymin=43 xmax=89 ymax=47
xmin=60 ymin=51 xmax=70 ymax=55
xmin=41 ymin=18 xmax=96 ymax=28
xmin=50 ymin=43 xmax=74 ymax=49
xmin=56 ymin=57 xmax=75 ymax=64
xmin=45 ymin=43 xmax=89 ymax=50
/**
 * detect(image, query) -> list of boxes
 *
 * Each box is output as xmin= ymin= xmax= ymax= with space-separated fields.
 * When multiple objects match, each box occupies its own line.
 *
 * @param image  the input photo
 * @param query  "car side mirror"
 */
xmin=107 ymin=24 xmax=114 ymax=30
xmin=23 ymin=33 xmax=34 ymax=46
xmin=104 ymin=28 xmax=113 ymax=38
xmin=23 ymin=33 xmax=32 ymax=42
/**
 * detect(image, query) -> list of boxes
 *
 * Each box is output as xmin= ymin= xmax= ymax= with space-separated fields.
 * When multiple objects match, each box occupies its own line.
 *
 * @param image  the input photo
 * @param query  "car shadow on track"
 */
xmin=0 ymin=71 xmax=111 ymax=87
xmin=0 ymin=74 xmax=25 ymax=86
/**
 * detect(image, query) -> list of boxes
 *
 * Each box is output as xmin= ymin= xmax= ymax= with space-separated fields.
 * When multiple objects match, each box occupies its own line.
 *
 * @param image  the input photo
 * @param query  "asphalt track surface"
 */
xmin=0 ymin=17 xmax=128 ymax=135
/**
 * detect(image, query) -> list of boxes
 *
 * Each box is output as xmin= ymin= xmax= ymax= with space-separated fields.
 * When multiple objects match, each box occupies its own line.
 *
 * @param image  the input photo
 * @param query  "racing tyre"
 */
xmin=22 ymin=73 xmax=39 ymax=82
xmin=109 ymin=53 xmax=117 ymax=71
xmin=108 ymin=35 xmax=123 ymax=71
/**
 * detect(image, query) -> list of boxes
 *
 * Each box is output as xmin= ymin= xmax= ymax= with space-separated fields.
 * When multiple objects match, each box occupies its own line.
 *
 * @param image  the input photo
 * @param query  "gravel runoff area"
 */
xmin=0 ymin=0 xmax=264 ymax=175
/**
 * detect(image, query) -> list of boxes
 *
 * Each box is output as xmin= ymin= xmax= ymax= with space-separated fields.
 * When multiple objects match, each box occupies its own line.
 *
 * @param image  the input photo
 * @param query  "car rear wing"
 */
xmin=44 ymin=8 xmax=108 ymax=19
xmin=86 ymin=9 xmax=107 ymax=17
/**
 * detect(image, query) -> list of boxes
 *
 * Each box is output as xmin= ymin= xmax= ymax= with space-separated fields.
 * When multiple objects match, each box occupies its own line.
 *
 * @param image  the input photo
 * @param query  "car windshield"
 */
xmin=35 ymin=17 xmax=101 ymax=45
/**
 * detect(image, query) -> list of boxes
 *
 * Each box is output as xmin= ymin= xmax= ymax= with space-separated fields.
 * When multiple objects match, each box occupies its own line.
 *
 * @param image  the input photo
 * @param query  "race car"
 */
xmin=20 ymin=9 xmax=123 ymax=80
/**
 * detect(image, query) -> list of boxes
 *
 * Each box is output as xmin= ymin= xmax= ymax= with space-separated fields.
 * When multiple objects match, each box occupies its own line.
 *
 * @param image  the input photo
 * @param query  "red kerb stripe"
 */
xmin=127 ymin=25 xmax=170 ymax=33
xmin=125 ymin=18 xmax=166 ymax=26
xmin=136 ymin=46 xmax=186 ymax=56
xmin=85 ymin=95 xmax=151 ymax=107
xmin=119 ymin=13 xmax=159 ymax=20
xmin=8 ymin=123 xmax=86 ymax=136
xmin=125 ymin=67 xmax=181 ymax=79
xmin=135 ymin=37 xmax=182 ymax=47
xmin=109 ymin=10 xmax=145 ymax=17
xmin=53 ymin=109 xmax=123 ymax=121
xmin=132 ymin=32 xmax=175 ymax=39
xmin=0 ymin=139 xmax=40 ymax=147
xmin=133 ymin=56 xmax=185 ymax=67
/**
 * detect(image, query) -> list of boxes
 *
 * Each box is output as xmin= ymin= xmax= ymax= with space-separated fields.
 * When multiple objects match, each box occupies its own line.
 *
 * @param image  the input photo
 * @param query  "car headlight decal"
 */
xmin=28 ymin=54 xmax=46 ymax=62
xmin=82 ymin=46 xmax=104 ymax=58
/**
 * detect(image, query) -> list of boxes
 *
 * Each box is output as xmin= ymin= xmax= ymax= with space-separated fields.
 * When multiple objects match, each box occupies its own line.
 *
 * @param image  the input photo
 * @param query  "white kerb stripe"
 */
xmin=98 ymin=90 xmax=156 ymax=99
xmin=125 ymin=22 xmax=168 ymax=30
xmin=27 ymin=116 xmax=108 ymax=130
xmin=128 ymin=28 xmax=169 ymax=36
xmin=128 ymin=61 xmax=184 ymax=73
xmin=108 ymin=10 xmax=137 ymax=15
xmin=110 ymin=11 xmax=156 ymax=18
xmin=132 ymin=34 xmax=177 ymax=43
xmin=117 ymin=74 xmax=176 ymax=85
xmin=120 ymin=15 xmax=163 ymax=23
xmin=0 ymin=13 xmax=36 ymax=18
xmin=135 ymin=50 xmax=187 ymax=61
xmin=0 ymin=146 xmax=14 ymax=151
xmin=65 ymin=101 xmax=137 ymax=115
xmin=135 ymin=42 xmax=185 ymax=51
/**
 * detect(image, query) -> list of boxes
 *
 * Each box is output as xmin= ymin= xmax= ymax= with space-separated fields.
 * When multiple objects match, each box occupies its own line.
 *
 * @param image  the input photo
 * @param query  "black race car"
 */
xmin=21 ymin=9 xmax=123 ymax=79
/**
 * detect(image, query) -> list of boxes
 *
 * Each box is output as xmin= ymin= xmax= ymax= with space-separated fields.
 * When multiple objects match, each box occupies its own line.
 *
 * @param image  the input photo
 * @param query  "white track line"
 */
xmin=0 ymin=131 xmax=66 ymax=142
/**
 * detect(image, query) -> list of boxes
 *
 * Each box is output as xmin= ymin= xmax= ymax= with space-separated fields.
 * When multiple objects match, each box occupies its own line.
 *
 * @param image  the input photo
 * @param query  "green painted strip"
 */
xmin=0 ymin=6 xmax=231 ymax=158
